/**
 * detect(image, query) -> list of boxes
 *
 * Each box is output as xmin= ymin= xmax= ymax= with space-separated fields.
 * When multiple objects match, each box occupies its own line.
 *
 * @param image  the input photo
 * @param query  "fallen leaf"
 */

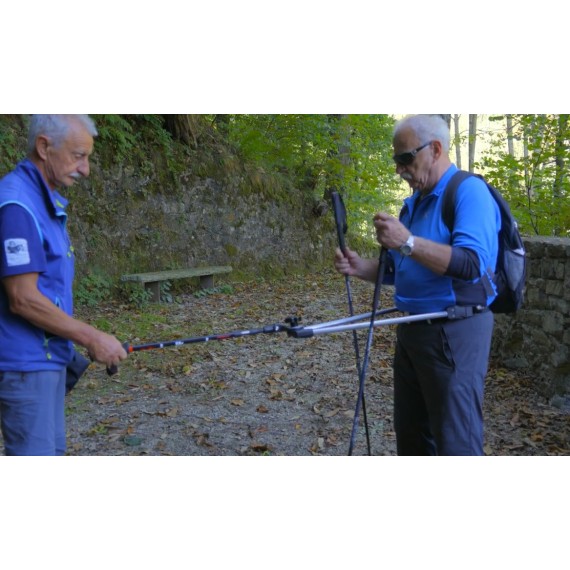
xmin=324 ymin=408 xmax=340 ymax=418
xmin=195 ymin=434 xmax=213 ymax=447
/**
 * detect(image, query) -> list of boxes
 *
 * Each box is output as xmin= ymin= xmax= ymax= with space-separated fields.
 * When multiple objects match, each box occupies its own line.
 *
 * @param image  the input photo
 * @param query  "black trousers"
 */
xmin=393 ymin=311 xmax=494 ymax=456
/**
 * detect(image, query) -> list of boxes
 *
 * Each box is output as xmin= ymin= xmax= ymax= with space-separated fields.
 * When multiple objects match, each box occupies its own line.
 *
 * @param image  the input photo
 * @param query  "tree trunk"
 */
xmin=453 ymin=114 xmax=462 ymax=169
xmin=468 ymin=114 xmax=478 ymax=172
xmin=523 ymin=118 xmax=531 ymax=192
xmin=506 ymin=114 xmax=514 ymax=156
xmin=553 ymin=114 xmax=569 ymax=235
xmin=326 ymin=114 xmax=350 ymax=197
xmin=162 ymin=114 xmax=202 ymax=148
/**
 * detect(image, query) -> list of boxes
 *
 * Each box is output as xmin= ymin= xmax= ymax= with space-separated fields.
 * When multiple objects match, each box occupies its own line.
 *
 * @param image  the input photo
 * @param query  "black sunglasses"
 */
xmin=392 ymin=141 xmax=433 ymax=166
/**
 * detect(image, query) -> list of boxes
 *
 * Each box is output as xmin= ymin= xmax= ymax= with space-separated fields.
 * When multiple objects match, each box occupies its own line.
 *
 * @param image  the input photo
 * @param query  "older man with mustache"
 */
xmin=0 ymin=115 xmax=127 ymax=456
xmin=335 ymin=114 xmax=500 ymax=456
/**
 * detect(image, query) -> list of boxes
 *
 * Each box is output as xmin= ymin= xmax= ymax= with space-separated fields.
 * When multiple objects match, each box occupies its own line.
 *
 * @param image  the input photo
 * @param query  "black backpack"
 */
xmin=442 ymin=170 xmax=527 ymax=314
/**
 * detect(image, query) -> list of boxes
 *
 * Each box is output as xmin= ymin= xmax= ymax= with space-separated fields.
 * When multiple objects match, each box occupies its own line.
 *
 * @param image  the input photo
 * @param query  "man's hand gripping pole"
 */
xmin=331 ymin=192 xmax=372 ymax=456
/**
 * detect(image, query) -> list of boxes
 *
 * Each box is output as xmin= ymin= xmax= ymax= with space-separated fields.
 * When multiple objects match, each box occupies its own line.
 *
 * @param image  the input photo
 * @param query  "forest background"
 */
xmin=0 ymin=114 xmax=568 ymax=306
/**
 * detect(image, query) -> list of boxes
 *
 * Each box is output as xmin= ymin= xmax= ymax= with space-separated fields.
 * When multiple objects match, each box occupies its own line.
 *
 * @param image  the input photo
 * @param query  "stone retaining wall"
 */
xmin=492 ymin=236 xmax=570 ymax=396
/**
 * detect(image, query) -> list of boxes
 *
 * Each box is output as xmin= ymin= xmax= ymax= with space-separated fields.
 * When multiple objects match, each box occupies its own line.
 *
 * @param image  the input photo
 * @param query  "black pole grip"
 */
xmin=331 ymin=192 xmax=348 ymax=253
xmin=106 ymin=342 xmax=130 ymax=376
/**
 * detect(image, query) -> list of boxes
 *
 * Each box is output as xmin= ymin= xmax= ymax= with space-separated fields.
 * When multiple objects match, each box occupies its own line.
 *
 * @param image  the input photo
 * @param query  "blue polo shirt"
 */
xmin=391 ymin=165 xmax=500 ymax=314
xmin=0 ymin=159 xmax=75 ymax=371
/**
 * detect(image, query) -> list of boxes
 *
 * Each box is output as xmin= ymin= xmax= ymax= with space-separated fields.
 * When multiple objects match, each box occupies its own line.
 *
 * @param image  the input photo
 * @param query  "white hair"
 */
xmin=27 ymin=114 xmax=97 ymax=154
xmin=394 ymin=114 xmax=450 ymax=153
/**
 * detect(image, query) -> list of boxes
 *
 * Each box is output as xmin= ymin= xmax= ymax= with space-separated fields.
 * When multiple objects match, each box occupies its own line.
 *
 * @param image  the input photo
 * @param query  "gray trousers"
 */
xmin=393 ymin=311 xmax=494 ymax=456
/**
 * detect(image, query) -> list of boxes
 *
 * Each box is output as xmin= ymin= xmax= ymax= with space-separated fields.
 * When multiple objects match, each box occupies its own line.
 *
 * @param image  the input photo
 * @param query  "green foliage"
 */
xmin=217 ymin=114 xmax=402 ymax=242
xmin=74 ymin=273 xmax=114 ymax=308
xmin=122 ymin=283 xmax=153 ymax=308
xmin=478 ymin=114 xmax=570 ymax=237
xmin=160 ymin=281 xmax=173 ymax=304
xmin=91 ymin=114 xmax=184 ymax=182
xmin=91 ymin=317 xmax=113 ymax=333
xmin=0 ymin=115 xmax=27 ymax=176
xmin=93 ymin=114 xmax=138 ymax=162
xmin=193 ymin=284 xmax=234 ymax=299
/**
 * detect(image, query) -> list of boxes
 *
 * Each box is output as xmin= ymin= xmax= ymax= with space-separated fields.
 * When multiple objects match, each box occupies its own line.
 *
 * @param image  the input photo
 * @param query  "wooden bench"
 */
xmin=121 ymin=266 xmax=232 ymax=303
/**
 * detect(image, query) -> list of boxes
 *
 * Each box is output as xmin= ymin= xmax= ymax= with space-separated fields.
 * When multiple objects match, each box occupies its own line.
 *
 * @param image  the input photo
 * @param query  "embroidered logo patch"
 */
xmin=4 ymin=238 xmax=30 ymax=266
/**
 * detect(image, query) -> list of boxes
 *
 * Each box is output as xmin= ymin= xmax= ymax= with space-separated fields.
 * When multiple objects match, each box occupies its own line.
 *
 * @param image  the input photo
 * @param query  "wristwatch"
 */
xmin=399 ymin=235 xmax=415 ymax=257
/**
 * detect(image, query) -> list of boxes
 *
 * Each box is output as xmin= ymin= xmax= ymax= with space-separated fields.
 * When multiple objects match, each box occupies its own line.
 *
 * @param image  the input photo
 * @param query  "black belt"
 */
xmin=405 ymin=306 xmax=489 ymax=325
xmin=447 ymin=305 xmax=489 ymax=319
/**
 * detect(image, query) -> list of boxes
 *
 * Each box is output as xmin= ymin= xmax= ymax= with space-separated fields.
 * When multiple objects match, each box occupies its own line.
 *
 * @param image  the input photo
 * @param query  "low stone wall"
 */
xmin=492 ymin=236 xmax=570 ymax=397
xmin=68 ymin=169 xmax=334 ymax=281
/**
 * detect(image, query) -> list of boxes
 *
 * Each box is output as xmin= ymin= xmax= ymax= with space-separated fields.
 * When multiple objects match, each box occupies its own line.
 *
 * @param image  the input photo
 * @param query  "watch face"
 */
xmin=400 ymin=236 xmax=414 ymax=256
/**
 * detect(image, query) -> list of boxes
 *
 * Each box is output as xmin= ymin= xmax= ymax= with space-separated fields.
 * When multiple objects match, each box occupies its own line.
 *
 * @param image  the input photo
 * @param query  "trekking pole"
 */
xmin=293 ymin=309 xmax=449 ymax=336
xmin=331 ymin=191 xmax=372 ymax=455
xmin=123 ymin=322 xmax=298 ymax=353
xmin=348 ymin=246 xmax=388 ymax=456
xmin=309 ymin=306 xmax=398 ymax=331
xmin=105 ymin=306 xmax=405 ymax=376
xmin=106 ymin=319 xmax=301 ymax=375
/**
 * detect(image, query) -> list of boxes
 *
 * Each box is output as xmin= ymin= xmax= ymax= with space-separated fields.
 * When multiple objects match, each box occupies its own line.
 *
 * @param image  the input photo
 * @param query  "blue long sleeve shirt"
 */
xmin=389 ymin=165 xmax=500 ymax=314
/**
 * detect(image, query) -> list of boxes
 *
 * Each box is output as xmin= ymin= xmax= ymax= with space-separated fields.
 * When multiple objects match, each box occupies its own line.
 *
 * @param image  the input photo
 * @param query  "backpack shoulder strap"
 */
xmin=442 ymin=170 xmax=475 ymax=233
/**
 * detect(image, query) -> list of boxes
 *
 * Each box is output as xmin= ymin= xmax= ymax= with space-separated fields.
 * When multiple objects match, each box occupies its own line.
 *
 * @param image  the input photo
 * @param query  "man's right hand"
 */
xmin=86 ymin=331 xmax=128 ymax=370
xmin=334 ymin=247 xmax=380 ymax=284
xmin=334 ymin=247 xmax=362 ymax=277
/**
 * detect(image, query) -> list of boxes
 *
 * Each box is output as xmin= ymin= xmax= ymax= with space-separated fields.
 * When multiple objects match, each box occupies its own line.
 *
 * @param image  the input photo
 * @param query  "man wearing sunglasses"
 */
xmin=334 ymin=114 xmax=500 ymax=456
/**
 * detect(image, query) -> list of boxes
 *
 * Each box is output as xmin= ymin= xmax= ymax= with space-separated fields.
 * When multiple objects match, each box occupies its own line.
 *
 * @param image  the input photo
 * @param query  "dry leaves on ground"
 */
xmin=5 ymin=269 xmax=568 ymax=456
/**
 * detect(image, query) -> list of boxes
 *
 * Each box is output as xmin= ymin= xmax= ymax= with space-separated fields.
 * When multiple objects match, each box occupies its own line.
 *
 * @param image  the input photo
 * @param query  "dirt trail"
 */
xmin=2 ymin=270 xmax=569 ymax=456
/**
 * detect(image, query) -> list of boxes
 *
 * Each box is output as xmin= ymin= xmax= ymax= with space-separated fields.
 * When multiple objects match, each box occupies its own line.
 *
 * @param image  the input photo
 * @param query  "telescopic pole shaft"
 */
xmin=331 ymin=191 xmax=372 ymax=455
xmin=124 ymin=324 xmax=288 ymax=353
xmin=348 ymin=246 xmax=388 ymax=456
xmin=292 ymin=311 xmax=449 ymax=337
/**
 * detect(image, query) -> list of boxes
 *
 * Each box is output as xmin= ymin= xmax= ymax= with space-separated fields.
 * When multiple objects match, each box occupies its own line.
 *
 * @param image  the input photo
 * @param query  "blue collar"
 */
xmin=19 ymin=159 xmax=69 ymax=217
xmin=404 ymin=164 xmax=459 ymax=211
